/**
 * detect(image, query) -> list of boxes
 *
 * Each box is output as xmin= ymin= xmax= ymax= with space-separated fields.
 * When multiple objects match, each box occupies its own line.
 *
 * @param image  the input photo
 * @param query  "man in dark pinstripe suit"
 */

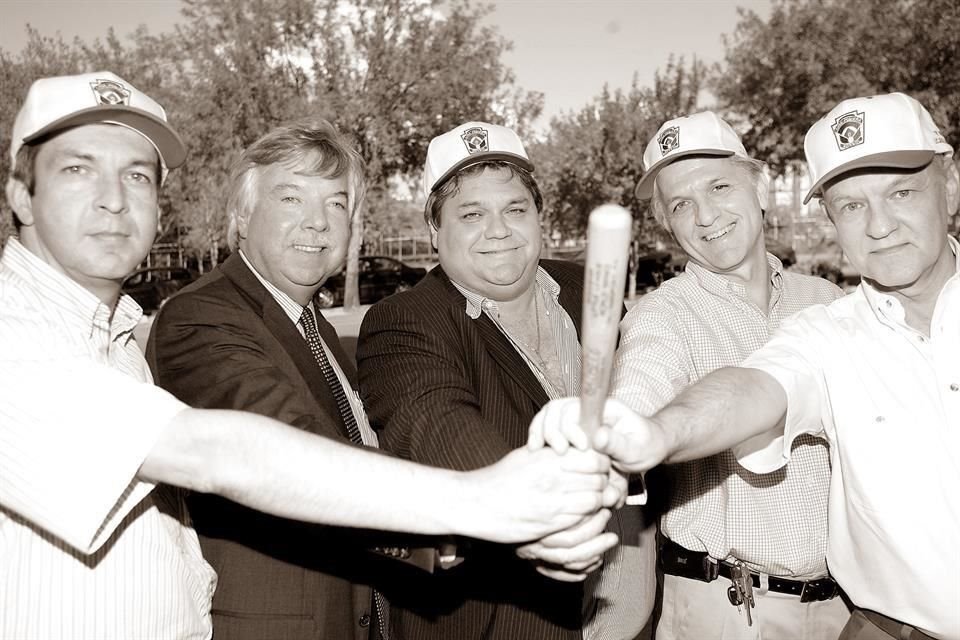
xmin=357 ymin=122 xmax=645 ymax=640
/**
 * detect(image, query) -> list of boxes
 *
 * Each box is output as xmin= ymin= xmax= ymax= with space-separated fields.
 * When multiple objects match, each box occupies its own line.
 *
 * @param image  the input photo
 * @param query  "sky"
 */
xmin=0 ymin=0 xmax=772 ymax=127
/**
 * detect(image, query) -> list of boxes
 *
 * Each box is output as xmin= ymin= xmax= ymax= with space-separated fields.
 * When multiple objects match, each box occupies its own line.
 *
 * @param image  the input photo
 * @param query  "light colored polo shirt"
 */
xmin=739 ymin=237 xmax=960 ymax=640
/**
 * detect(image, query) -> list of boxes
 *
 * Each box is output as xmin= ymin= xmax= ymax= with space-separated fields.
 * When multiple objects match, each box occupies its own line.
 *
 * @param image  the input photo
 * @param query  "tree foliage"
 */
xmin=0 ymin=0 xmax=541 ymax=307
xmin=532 ymin=57 xmax=707 ymax=243
xmin=715 ymin=0 xmax=960 ymax=174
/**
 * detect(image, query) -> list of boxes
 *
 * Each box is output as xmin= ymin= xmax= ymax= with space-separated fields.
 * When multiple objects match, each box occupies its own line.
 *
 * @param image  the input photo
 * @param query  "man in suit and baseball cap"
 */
xmin=536 ymin=93 xmax=960 ymax=640
xmin=357 ymin=121 xmax=645 ymax=640
xmin=0 ymin=72 xmax=614 ymax=639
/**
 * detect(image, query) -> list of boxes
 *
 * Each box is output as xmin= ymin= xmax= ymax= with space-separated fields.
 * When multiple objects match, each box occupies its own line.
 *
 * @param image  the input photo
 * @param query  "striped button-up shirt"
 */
xmin=613 ymin=254 xmax=843 ymax=578
xmin=0 ymin=238 xmax=216 ymax=639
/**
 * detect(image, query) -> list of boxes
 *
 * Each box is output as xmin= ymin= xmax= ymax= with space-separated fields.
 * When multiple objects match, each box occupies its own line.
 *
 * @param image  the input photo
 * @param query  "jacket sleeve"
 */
xmin=146 ymin=289 xmax=346 ymax=442
xmin=357 ymin=297 xmax=514 ymax=471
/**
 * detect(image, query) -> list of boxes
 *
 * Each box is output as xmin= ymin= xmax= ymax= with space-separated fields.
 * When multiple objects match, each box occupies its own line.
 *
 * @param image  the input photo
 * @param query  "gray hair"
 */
xmin=226 ymin=118 xmax=366 ymax=251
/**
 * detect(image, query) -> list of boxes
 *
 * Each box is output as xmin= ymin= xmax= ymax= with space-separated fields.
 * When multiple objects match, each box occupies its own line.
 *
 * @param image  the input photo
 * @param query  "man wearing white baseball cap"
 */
xmin=0 ymin=74 xmax=615 ymax=638
xmin=613 ymin=110 xmax=847 ymax=640
xmin=357 ymin=121 xmax=645 ymax=640
xmin=535 ymin=95 xmax=960 ymax=640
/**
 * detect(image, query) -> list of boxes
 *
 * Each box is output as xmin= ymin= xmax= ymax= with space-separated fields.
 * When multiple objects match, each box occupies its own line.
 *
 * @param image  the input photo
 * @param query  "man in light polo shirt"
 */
xmin=534 ymin=92 xmax=960 ymax=640
xmin=0 ymin=71 xmax=613 ymax=639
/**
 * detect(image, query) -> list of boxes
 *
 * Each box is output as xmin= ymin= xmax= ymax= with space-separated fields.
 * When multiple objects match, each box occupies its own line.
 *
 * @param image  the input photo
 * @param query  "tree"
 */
xmin=533 ymin=57 xmax=707 ymax=245
xmin=306 ymin=0 xmax=542 ymax=307
xmin=0 ymin=0 xmax=540 ymax=307
xmin=715 ymin=0 xmax=960 ymax=175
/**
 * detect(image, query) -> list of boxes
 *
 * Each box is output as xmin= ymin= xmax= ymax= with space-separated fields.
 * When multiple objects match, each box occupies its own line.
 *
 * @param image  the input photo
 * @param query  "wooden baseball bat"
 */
xmin=579 ymin=204 xmax=647 ymax=505
xmin=578 ymin=204 xmax=631 ymax=438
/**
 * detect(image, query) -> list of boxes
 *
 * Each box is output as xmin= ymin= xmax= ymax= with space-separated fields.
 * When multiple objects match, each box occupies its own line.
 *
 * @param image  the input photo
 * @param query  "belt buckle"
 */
xmin=800 ymin=578 xmax=838 ymax=603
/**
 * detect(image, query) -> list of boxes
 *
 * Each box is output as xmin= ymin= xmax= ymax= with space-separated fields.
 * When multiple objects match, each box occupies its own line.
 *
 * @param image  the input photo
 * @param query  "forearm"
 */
xmin=141 ymin=407 xmax=606 ymax=544
xmin=655 ymin=366 xmax=787 ymax=463
xmin=141 ymin=408 xmax=478 ymax=534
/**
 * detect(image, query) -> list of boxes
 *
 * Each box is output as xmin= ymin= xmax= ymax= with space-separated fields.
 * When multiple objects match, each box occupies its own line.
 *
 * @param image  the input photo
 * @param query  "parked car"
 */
xmin=550 ymin=246 xmax=676 ymax=295
xmin=122 ymin=266 xmax=198 ymax=314
xmin=317 ymin=255 xmax=427 ymax=308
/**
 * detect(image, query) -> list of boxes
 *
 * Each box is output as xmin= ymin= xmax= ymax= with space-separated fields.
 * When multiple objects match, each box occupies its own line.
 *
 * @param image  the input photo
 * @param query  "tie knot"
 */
xmin=300 ymin=307 xmax=316 ymax=329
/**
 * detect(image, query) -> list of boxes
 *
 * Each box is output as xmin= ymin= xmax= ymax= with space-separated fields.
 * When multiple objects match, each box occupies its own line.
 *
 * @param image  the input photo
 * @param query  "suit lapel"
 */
xmin=220 ymin=255 xmax=349 ymax=436
xmin=435 ymin=267 xmax=550 ymax=408
xmin=473 ymin=312 xmax=550 ymax=407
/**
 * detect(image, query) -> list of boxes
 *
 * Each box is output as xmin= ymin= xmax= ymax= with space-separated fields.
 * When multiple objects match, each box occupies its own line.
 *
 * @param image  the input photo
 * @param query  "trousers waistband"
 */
xmin=659 ymin=537 xmax=840 ymax=603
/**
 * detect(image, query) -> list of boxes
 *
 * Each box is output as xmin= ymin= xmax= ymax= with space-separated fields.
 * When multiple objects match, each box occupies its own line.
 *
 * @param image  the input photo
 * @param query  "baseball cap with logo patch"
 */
xmin=803 ymin=92 xmax=953 ymax=204
xmin=423 ymin=121 xmax=533 ymax=198
xmin=10 ymin=71 xmax=186 ymax=180
xmin=635 ymin=111 xmax=747 ymax=200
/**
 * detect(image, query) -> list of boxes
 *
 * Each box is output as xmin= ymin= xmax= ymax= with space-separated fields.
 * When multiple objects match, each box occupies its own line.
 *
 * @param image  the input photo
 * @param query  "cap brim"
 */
xmin=635 ymin=149 xmax=735 ymax=200
xmin=22 ymin=105 xmax=187 ymax=169
xmin=803 ymin=150 xmax=935 ymax=204
xmin=430 ymin=151 xmax=534 ymax=193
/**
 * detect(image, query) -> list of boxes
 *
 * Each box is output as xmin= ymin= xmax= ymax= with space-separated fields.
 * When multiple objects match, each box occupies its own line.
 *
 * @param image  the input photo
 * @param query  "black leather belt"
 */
xmin=659 ymin=537 xmax=840 ymax=603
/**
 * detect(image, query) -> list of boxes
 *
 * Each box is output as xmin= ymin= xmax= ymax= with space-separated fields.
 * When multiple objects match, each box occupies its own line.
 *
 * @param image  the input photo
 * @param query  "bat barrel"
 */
xmin=578 ymin=204 xmax=632 ymax=438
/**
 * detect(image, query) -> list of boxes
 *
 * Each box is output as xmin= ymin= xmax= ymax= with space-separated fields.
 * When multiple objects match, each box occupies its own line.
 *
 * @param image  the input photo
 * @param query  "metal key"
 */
xmin=730 ymin=563 xmax=754 ymax=626
xmin=726 ymin=583 xmax=743 ymax=616
xmin=742 ymin=566 xmax=755 ymax=611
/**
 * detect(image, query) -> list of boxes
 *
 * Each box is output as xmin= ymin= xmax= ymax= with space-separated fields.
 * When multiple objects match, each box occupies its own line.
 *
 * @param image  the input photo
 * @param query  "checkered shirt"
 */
xmin=613 ymin=254 xmax=844 ymax=578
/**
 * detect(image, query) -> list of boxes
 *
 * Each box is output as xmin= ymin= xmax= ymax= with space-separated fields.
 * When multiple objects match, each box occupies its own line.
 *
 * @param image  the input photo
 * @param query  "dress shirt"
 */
xmin=613 ymin=253 xmax=843 ymax=578
xmin=0 ymin=238 xmax=215 ymax=639
xmin=454 ymin=267 xmax=581 ymax=399
xmin=738 ymin=237 xmax=960 ymax=640
xmin=240 ymin=250 xmax=377 ymax=446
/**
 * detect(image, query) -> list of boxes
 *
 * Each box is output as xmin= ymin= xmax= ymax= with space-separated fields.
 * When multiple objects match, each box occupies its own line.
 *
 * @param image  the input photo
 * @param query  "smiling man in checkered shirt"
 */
xmin=611 ymin=112 xmax=850 ymax=639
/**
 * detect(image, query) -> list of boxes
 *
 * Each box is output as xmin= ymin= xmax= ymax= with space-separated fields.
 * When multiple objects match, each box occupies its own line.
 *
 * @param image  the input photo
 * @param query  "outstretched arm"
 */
xmin=530 ymin=366 xmax=788 ymax=474
xmin=141 ymin=406 xmax=611 ymax=544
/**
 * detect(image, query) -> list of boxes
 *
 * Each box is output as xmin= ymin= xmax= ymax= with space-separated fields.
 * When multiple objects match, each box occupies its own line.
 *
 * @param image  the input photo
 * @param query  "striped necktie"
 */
xmin=299 ymin=306 xmax=390 ymax=639
xmin=299 ymin=307 xmax=363 ymax=445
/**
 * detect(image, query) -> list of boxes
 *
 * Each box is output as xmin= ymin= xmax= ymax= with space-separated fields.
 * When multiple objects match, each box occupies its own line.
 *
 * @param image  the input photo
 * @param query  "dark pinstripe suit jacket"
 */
xmin=357 ymin=259 xmax=585 ymax=640
xmin=146 ymin=253 xmax=398 ymax=640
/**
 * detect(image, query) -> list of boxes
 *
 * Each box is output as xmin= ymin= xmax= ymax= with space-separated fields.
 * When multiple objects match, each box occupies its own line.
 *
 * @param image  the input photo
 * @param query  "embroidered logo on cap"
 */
xmin=831 ymin=110 xmax=865 ymax=151
xmin=90 ymin=79 xmax=131 ymax=106
xmin=657 ymin=126 xmax=680 ymax=156
xmin=460 ymin=127 xmax=489 ymax=155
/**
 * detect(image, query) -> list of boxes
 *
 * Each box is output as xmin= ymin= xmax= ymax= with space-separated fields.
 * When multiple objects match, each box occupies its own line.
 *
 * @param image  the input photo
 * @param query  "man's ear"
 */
xmin=943 ymin=157 xmax=960 ymax=218
xmin=235 ymin=209 xmax=250 ymax=242
xmin=5 ymin=178 xmax=34 ymax=227
xmin=429 ymin=222 xmax=438 ymax=250
xmin=754 ymin=172 xmax=771 ymax=212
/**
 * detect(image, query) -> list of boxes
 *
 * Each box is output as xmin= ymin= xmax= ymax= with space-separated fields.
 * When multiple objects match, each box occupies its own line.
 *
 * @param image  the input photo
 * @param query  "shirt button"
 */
xmin=359 ymin=614 xmax=371 ymax=627
xmin=885 ymin=300 xmax=893 ymax=308
xmin=875 ymin=416 xmax=885 ymax=423
xmin=951 ymin=383 xmax=959 ymax=392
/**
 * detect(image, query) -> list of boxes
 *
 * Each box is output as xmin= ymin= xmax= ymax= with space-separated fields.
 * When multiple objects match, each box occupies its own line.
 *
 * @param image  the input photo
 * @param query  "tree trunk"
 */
xmin=343 ymin=201 xmax=363 ymax=310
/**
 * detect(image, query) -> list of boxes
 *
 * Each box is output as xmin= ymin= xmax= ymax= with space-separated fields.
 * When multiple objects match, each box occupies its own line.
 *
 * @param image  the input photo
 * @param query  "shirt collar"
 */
xmin=239 ymin=249 xmax=310 ymax=325
xmin=860 ymin=235 xmax=960 ymax=322
xmin=3 ymin=237 xmax=141 ymax=338
xmin=453 ymin=266 xmax=561 ymax=319
xmin=685 ymin=252 xmax=784 ymax=299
